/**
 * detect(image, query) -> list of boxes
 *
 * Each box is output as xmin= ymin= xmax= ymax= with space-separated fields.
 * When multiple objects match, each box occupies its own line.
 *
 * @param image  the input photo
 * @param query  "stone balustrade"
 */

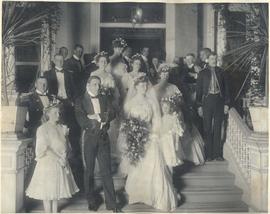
xmin=224 ymin=108 xmax=268 ymax=212
xmin=1 ymin=134 xmax=33 ymax=213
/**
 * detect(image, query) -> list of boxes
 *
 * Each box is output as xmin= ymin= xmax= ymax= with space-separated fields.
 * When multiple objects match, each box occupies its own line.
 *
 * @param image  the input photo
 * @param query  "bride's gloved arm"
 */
xmin=122 ymin=75 xmax=136 ymax=117
xmin=147 ymin=88 xmax=162 ymax=134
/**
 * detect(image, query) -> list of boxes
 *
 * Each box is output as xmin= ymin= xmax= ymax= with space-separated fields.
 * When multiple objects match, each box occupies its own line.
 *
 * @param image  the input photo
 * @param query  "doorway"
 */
xmin=100 ymin=27 xmax=166 ymax=60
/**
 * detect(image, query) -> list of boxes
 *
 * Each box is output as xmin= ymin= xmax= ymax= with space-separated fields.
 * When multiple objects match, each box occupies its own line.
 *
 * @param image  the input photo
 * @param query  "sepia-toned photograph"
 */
xmin=1 ymin=1 xmax=268 ymax=213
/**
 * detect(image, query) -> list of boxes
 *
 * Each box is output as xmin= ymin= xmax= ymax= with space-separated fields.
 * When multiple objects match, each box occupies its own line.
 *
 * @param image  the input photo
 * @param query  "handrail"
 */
xmin=228 ymin=108 xmax=251 ymax=137
xmin=226 ymin=107 xmax=268 ymax=190
xmin=226 ymin=108 xmax=252 ymax=184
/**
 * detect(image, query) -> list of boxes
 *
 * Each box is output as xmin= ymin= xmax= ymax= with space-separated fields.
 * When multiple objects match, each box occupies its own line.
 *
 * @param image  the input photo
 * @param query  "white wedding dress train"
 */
xmin=125 ymin=134 xmax=178 ymax=211
xmin=118 ymin=80 xmax=178 ymax=211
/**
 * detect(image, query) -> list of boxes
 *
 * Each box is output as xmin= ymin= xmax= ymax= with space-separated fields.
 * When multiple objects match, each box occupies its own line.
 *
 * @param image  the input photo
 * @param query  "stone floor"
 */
xmin=25 ymin=161 xmax=249 ymax=213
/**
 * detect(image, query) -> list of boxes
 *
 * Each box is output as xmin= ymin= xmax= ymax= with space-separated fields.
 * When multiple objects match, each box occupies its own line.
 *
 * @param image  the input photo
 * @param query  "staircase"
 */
xmin=173 ymin=161 xmax=248 ymax=212
xmin=26 ymin=160 xmax=248 ymax=213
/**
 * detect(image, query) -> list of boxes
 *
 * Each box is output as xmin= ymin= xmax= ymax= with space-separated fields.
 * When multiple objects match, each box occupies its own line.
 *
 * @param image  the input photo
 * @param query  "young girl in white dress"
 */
xmin=160 ymin=99 xmax=185 ymax=173
xmin=26 ymin=103 xmax=79 ymax=213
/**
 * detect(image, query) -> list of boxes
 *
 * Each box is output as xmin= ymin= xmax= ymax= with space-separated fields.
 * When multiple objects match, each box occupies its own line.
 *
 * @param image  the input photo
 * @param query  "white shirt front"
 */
xmin=88 ymin=91 xmax=101 ymax=114
xmin=55 ymin=66 xmax=67 ymax=99
xmin=36 ymin=89 xmax=50 ymax=108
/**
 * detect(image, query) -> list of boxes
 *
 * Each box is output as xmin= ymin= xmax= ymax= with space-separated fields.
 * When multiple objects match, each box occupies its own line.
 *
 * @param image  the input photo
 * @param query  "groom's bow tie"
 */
xmin=56 ymin=68 xmax=64 ymax=73
xmin=39 ymin=94 xmax=48 ymax=97
xmin=90 ymin=95 xmax=99 ymax=99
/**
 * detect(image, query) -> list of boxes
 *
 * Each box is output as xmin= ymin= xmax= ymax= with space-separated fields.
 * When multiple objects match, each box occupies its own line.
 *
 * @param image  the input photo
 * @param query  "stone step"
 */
xmin=26 ymin=161 xmax=248 ymax=213
xmin=95 ymin=171 xmax=236 ymax=191
xmin=189 ymin=161 xmax=229 ymax=172
xmin=27 ymin=194 xmax=248 ymax=213
xmin=174 ymin=201 xmax=248 ymax=212
xmin=181 ymin=186 xmax=243 ymax=203
xmin=177 ymin=171 xmax=235 ymax=187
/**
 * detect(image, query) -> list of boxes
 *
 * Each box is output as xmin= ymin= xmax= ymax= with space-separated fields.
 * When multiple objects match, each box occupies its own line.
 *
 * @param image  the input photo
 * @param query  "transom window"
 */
xmin=101 ymin=3 xmax=165 ymax=23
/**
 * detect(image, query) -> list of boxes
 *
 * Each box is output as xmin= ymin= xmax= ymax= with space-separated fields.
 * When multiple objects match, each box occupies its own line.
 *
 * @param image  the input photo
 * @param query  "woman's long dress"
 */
xmin=160 ymin=113 xmax=185 ymax=167
xmin=26 ymin=122 xmax=79 ymax=200
xmin=120 ymin=95 xmax=178 ymax=211
xmin=154 ymin=82 xmax=205 ymax=165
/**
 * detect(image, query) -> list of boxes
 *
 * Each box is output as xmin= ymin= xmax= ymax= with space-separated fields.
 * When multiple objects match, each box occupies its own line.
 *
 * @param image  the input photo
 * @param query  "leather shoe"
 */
xmin=215 ymin=157 xmax=225 ymax=161
xmin=113 ymin=208 xmax=123 ymax=213
xmin=88 ymin=203 xmax=98 ymax=211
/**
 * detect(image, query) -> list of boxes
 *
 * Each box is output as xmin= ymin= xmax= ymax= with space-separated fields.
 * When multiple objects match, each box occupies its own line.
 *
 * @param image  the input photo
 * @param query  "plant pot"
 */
xmin=1 ymin=106 xmax=27 ymax=133
xmin=249 ymin=106 xmax=268 ymax=132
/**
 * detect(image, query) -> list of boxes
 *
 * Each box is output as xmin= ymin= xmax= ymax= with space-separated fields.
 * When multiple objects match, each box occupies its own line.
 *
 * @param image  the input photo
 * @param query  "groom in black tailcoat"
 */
xmin=196 ymin=52 xmax=230 ymax=161
xmin=75 ymin=76 xmax=121 ymax=212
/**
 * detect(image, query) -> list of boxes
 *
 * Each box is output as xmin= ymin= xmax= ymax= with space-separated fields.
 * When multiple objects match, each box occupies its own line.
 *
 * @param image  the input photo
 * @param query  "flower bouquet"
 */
xmin=120 ymin=117 xmax=150 ymax=166
xmin=161 ymin=93 xmax=183 ymax=111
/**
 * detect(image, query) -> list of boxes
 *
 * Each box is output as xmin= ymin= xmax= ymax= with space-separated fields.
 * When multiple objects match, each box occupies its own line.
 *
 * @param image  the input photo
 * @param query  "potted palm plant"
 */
xmin=216 ymin=3 xmax=268 ymax=132
xmin=2 ymin=2 xmax=60 ymax=134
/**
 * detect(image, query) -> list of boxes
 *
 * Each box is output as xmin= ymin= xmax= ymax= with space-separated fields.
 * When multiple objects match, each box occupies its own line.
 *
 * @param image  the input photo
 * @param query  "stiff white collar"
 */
xmin=36 ymin=89 xmax=47 ymax=96
xmin=187 ymin=64 xmax=194 ymax=69
xmin=87 ymin=90 xmax=99 ymax=98
xmin=55 ymin=66 xmax=63 ymax=71
xmin=73 ymin=54 xmax=80 ymax=61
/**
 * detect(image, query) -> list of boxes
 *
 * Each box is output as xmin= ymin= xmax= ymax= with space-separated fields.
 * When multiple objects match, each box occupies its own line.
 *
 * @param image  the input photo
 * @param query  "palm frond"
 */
xmin=2 ymin=2 xmax=60 ymax=47
xmin=2 ymin=2 xmax=61 ymax=105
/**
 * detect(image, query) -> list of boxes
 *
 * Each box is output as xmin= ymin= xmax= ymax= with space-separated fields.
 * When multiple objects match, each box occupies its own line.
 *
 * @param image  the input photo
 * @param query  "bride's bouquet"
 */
xmin=120 ymin=117 xmax=150 ymax=166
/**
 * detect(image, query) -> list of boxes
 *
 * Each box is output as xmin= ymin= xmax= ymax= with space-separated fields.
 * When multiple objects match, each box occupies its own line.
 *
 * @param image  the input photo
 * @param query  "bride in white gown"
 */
xmin=118 ymin=72 xmax=178 ymax=211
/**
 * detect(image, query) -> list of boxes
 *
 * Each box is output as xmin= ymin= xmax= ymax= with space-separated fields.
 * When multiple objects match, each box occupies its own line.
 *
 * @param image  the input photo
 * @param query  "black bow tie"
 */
xmin=90 ymin=95 xmax=99 ymax=99
xmin=56 ymin=69 xmax=64 ymax=73
xmin=36 ymin=91 xmax=47 ymax=96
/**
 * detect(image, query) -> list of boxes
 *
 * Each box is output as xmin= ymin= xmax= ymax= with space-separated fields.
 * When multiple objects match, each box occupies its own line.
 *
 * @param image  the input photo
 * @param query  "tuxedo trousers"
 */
xmin=81 ymin=130 xmax=116 ymax=209
xmin=202 ymin=94 xmax=224 ymax=159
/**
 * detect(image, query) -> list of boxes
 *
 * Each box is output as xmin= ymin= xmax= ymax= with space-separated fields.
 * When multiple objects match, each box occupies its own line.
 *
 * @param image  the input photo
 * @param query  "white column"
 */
xmin=1 ymin=136 xmax=33 ymax=213
xmin=202 ymin=4 xmax=215 ymax=51
xmin=90 ymin=3 xmax=100 ymax=53
xmin=2 ymin=46 xmax=17 ymax=105
xmin=249 ymin=135 xmax=268 ymax=211
xmin=166 ymin=3 xmax=175 ymax=62
xmin=40 ymin=20 xmax=51 ymax=75
xmin=216 ymin=10 xmax=227 ymax=66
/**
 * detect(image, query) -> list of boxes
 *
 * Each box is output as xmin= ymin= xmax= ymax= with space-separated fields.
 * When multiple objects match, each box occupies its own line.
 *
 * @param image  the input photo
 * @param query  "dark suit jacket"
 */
xmin=19 ymin=92 xmax=53 ymax=135
xmin=64 ymin=56 xmax=85 ymax=96
xmin=141 ymin=58 xmax=149 ymax=74
xmin=183 ymin=65 xmax=198 ymax=84
xmin=75 ymin=92 xmax=116 ymax=135
xmin=168 ymin=65 xmax=185 ymax=92
xmin=44 ymin=68 xmax=76 ymax=102
xmin=196 ymin=66 xmax=230 ymax=107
